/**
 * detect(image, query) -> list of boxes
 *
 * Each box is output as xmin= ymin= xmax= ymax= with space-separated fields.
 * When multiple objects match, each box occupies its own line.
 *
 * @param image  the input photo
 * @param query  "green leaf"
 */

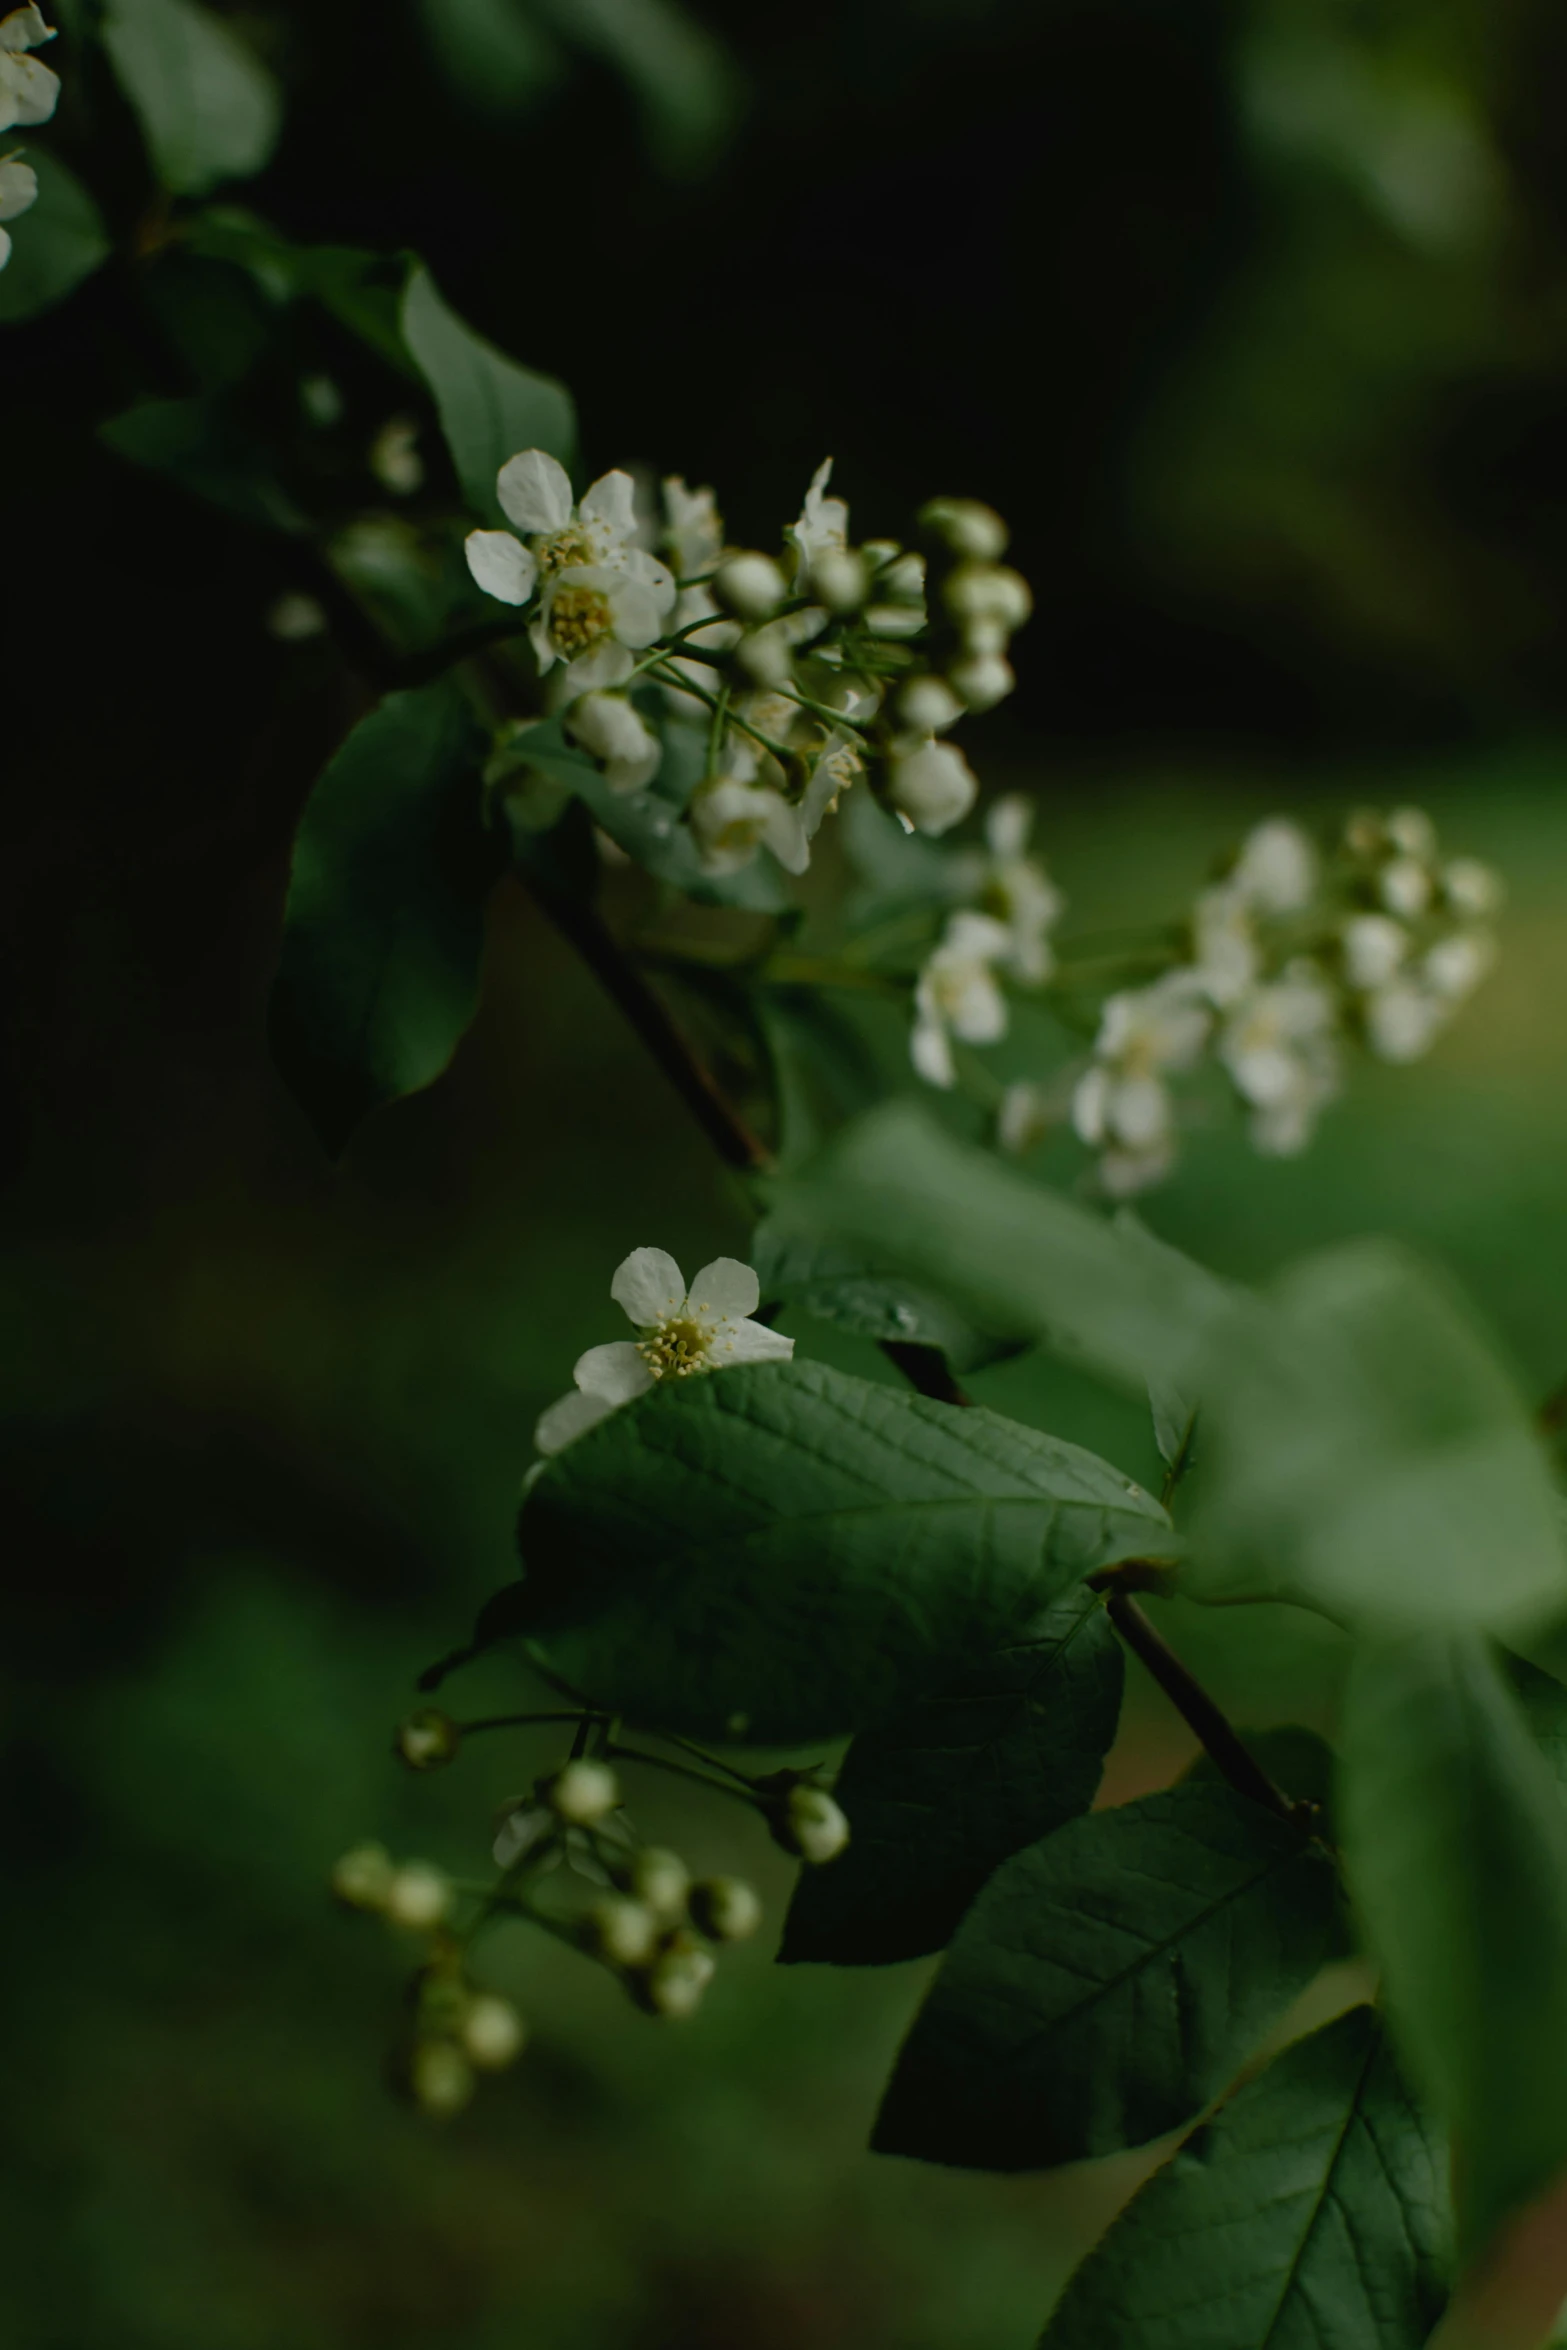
xmin=416 ymin=0 xmax=566 ymax=120
xmin=872 ymin=1783 xmax=1340 ymax=2170
xmin=516 ymin=1359 xmax=1174 ymax=1741
xmin=401 ymin=265 xmax=575 ymax=522
xmin=1040 ymin=2006 xmax=1450 ymax=2349
xmin=779 ymin=1587 xmax=1123 ymax=1965
xmin=102 ymin=0 xmax=282 ymax=197
xmin=185 ymin=210 xmax=414 ymax=373
xmin=0 ymin=152 xmax=110 ymax=325
xmin=1338 ymin=1632 xmax=1567 ymax=2259
xmin=751 ymin=1218 xmax=1026 ymax=1377
xmin=98 ymin=395 xmax=307 ymax=533
xmin=270 ymin=682 xmax=500 ymax=1154
xmin=1505 ymin=1650 xmax=1567 ymax=1786
xmin=537 ymin=0 xmax=743 ymax=178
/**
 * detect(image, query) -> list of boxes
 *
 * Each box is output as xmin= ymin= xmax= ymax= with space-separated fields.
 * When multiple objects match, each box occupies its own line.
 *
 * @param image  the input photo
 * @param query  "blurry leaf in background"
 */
xmin=1040 ymin=2005 xmax=1450 ymax=2349
xmin=751 ymin=1217 xmax=1027 ymax=1377
xmin=780 ymin=1587 xmax=1124 ymax=1967
xmin=401 ymin=263 xmax=577 ymax=521
xmin=101 ymin=0 xmax=283 ymax=196
xmin=515 ymin=1359 xmax=1173 ymax=1741
xmin=873 ymin=1784 xmax=1342 ymax=2171
xmin=270 ymin=681 xmax=502 ymax=1155
xmin=1339 ymin=1632 xmax=1567 ymax=2263
xmin=0 ymin=151 xmax=109 ymax=324
xmin=414 ymin=0 xmax=568 ymax=121
xmin=98 ymin=392 xmax=308 ymax=532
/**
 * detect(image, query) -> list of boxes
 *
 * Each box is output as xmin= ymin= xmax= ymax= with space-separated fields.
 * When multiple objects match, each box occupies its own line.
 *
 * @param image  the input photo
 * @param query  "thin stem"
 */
xmin=456 ymin=1710 xmax=604 ymax=1736
xmin=650 ymin=1728 xmax=758 ymax=1788
xmin=1100 ymin=1592 xmax=1299 ymax=1826
xmin=604 ymin=1741 xmax=761 ymax=1808
xmin=646 ymin=664 xmax=796 ymax=766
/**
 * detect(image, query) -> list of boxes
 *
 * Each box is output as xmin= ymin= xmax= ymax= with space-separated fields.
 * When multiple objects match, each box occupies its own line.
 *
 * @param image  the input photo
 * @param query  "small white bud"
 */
xmin=861 ymin=537 xmax=901 ymax=568
xmin=1341 ymin=913 xmax=1408 ymax=991
xmin=811 ymin=547 xmax=869 ymax=612
xmin=394 ymin=1708 xmax=461 ymax=1772
xmin=736 ymin=619 xmax=797 ymax=688
xmin=369 ymin=415 xmax=424 ymax=497
xmin=948 ymin=651 xmax=1015 ymax=711
xmin=625 ymin=1847 xmax=691 ymax=1922
xmin=409 ymin=2040 xmax=474 ymax=2118
xmin=888 ymin=736 xmax=979 ymax=835
xmin=331 ymin=1842 xmax=394 ymax=1912
xmin=898 ymin=675 xmax=964 ymax=733
xmin=1342 ymin=809 xmax=1386 ymax=859
xmin=920 ymin=497 xmax=1009 ymax=561
xmin=541 ymin=1759 xmax=621 ymax=1827
xmin=943 ymin=562 xmax=1032 ymax=631
xmin=1386 ymin=806 xmax=1438 ymax=861
xmin=582 ymin=1895 xmax=662 ymax=1969
xmin=1378 ymin=856 xmax=1433 ymax=920
xmin=688 ymin=1877 xmax=763 ymax=1943
xmin=385 ymin=1863 xmax=453 ymax=1931
xmin=997 ymin=1080 xmax=1050 ymax=1156
xmin=1365 ymin=981 xmax=1446 ymax=1063
xmin=715 ymin=552 xmax=786 ymax=620
xmin=267 ymin=592 xmax=327 ymax=642
xmin=782 ymin=1784 xmax=850 ymax=1865
xmin=863 ymin=602 xmax=926 ymax=638
xmin=876 ymin=549 xmax=926 ymax=603
xmin=631 ymin=1934 xmax=716 ymax=2019
xmin=461 ymin=1994 xmax=527 ymax=2071
xmin=1424 ymin=930 xmax=1495 ymax=1001
xmin=1442 ymin=857 xmax=1504 ymax=918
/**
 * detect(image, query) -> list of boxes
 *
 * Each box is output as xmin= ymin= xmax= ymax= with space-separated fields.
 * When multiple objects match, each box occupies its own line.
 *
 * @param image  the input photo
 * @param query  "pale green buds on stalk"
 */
xmin=409 ymin=2040 xmax=474 ymax=2119
xmin=630 ymin=1933 xmax=717 ymax=2020
xmin=757 ymin=1773 xmax=852 ymax=1865
xmin=582 ymin=1894 xmax=662 ymax=1969
xmin=384 ymin=1862 xmax=454 ymax=1930
xmin=877 ymin=549 xmax=927 ymax=604
xmin=332 ymin=1841 xmax=396 ymax=1911
xmin=714 ymin=552 xmax=786 ymax=620
xmin=540 ymin=1758 xmax=621 ymax=1827
xmin=460 ymin=1993 xmax=527 ymax=2071
xmin=394 ymin=1707 xmax=462 ymax=1772
xmin=688 ymin=1876 xmax=763 ymax=1943
xmin=812 ymin=547 xmax=869 ymax=613
xmin=920 ymin=497 xmax=1009 ymax=561
xmin=624 ymin=1846 xmax=691 ymax=1922
xmin=944 ymin=562 xmax=1032 ymax=633
xmin=899 ymin=675 xmax=964 ymax=734
xmin=948 ymin=651 xmax=1016 ymax=712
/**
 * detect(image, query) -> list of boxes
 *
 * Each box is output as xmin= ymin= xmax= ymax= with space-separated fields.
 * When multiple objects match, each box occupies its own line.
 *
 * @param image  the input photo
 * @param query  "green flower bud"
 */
xmin=461 ymin=1993 xmax=527 ymax=2071
xmin=331 ymin=1841 xmax=394 ymax=1912
xmin=688 ymin=1876 xmax=763 ymax=1943
xmin=630 ymin=1932 xmax=716 ymax=2020
xmin=384 ymin=1862 xmax=453 ymax=1930
xmin=715 ymin=551 xmax=785 ymax=621
xmin=919 ymin=497 xmax=1009 ymax=562
xmin=761 ymin=1779 xmax=851 ymax=1866
xmin=582 ymin=1894 xmax=661 ymax=1970
xmin=394 ymin=1708 xmax=462 ymax=1772
xmin=626 ymin=1846 xmax=691 ymax=1923
xmin=943 ymin=561 xmax=1031 ymax=632
xmin=409 ymin=2039 xmax=474 ymax=2118
xmin=540 ymin=1759 xmax=621 ymax=1828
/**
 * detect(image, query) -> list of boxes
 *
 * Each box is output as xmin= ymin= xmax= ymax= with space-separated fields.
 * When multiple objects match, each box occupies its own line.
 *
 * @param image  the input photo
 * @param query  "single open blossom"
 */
xmin=1227 ymin=817 xmax=1319 ymax=914
xmin=465 ymin=450 xmax=674 ymax=631
xmin=1218 ymin=965 xmax=1340 ymax=1157
xmin=565 ymin=691 xmax=660 ymax=793
xmin=534 ymin=1250 xmax=793 ymax=1456
xmin=1192 ymin=887 xmax=1260 ymax=1008
xmin=787 ymin=458 xmax=850 ymax=593
xmin=0 ymin=147 xmax=35 ymax=269
xmin=888 ymin=734 xmax=979 ymax=835
xmin=910 ymin=912 xmax=1011 ymax=1088
xmin=688 ymin=770 xmax=808 ymax=877
xmin=1074 ymin=971 xmax=1211 ymax=1196
xmin=662 ymin=476 xmax=723 ymax=581
xmin=0 ymin=7 xmax=58 ymax=136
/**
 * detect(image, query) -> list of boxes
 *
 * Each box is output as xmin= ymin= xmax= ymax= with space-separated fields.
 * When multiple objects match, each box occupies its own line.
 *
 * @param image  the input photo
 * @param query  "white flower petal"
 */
xmin=0 ymin=8 xmax=55 ymax=52
xmin=623 ymin=546 xmax=678 ymax=619
xmin=465 ymin=529 xmax=536 ymax=606
xmin=985 ymin=794 xmax=1032 ymax=860
xmin=1108 ymin=1073 xmax=1171 ymax=1149
xmin=497 ymin=448 xmax=573 ymax=535
xmin=573 ymin=1340 xmax=655 ymax=1405
xmin=720 ymin=1318 xmax=795 ymax=1365
xmin=580 ymin=468 xmax=638 ymax=542
xmin=949 ymin=967 xmax=1008 ymax=1046
xmin=0 ymin=46 xmax=58 ymax=126
xmin=759 ymin=792 xmax=810 ymax=875
xmin=535 ymin=1386 xmax=618 ymax=1455
xmin=560 ymin=639 xmax=634 ymax=698
xmin=911 ymin=1013 xmax=957 ymax=1089
xmin=611 ymin=1247 xmax=686 ymax=1327
xmin=0 ymin=223 xmax=10 ymax=269
xmin=606 ymin=575 xmax=663 ymax=650
xmin=0 ymin=153 xmax=36 ymax=219
xmin=1072 ymin=1064 xmax=1110 ymax=1144
xmin=687 ymin=1258 xmax=760 ymax=1322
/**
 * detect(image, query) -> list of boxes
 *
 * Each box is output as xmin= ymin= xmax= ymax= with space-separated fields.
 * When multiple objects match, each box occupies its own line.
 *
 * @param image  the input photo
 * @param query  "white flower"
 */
xmin=0 ymin=8 xmax=58 ymax=137
xmin=948 ymin=651 xmax=1015 ymax=711
xmin=898 ymin=675 xmax=963 ymax=734
xmin=1423 ymin=928 xmax=1495 ymax=1001
xmin=1218 ymin=965 xmax=1340 ymax=1157
xmin=533 ymin=1250 xmax=794 ymax=1456
xmin=943 ymin=563 xmax=1032 ymax=635
xmin=800 ymin=731 xmax=863 ymax=836
xmin=813 ymin=548 xmax=868 ymax=612
xmin=1228 ymin=818 xmax=1318 ymax=914
xmin=1442 ymin=857 xmax=1504 ymax=918
xmin=465 ymin=449 xmax=675 ymax=631
xmin=0 ymin=147 xmax=35 ymax=269
xmin=1379 ymin=855 xmax=1433 ymax=919
xmin=997 ymin=1079 xmax=1050 ymax=1155
xmin=1073 ymin=971 xmax=1211 ymax=1196
xmin=369 ymin=416 xmax=423 ymax=497
xmin=716 ymin=552 xmax=786 ymax=621
xmin=531 ymin=563 xmax=668 ymax=692
xmin=910 ymin=912 xmax=1011 ymax=1088
xmin=689 ymin=772 xmax=808 ymax=877
xmin=920 ymin=498 xmax=1008 ymax=561
xmin=787 ymin=457 xmax=850 ymax=592
xmin=1341 ymin=912 xmax=1409 ymax=990
xmin=962 ymin=794 xmax=1063 ymax=984
xmin=565 ymin=691 xmax=661 ymax=793
xmin=888 ymin=735 xmax=979 ymax=835
xmin=1386 ymin=806 xmax=1438 ymax=860
xmin=1365 ymin=980 xmax=1448 ymax=1063
xmin=1191 ymin=887 xmax=1260 ymax=1008
xmin=663 ymin=476 xmax=723 ymax=580
xmin=877 ymin=550 xmax=927 ymax=605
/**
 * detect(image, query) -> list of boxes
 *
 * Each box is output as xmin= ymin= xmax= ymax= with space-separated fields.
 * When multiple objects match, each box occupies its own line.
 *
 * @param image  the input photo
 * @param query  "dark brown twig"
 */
xmin=1101 ymin=1591 xmax=1299 ymax=1827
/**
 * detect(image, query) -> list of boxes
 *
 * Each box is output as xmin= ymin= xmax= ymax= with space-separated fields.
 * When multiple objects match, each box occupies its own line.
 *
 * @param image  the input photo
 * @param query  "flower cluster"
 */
xmin=0 ymin=7 xmax=59 ymax=275
xmin=1065 ymin=807 xmax=1501 ymax=1196
xmin=465 ymin=451 xmax=1031 ymax=878
xmin=908 ymin=795 xmax=1064 ymax=1086
xmin=534 ymin=1247 xmax=793 ymax=1457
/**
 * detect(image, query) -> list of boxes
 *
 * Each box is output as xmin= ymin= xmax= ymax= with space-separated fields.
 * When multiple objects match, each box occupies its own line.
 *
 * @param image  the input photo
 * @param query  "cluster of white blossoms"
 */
xmin=464 ymin=450 xmax=1030 ymax=878
xmin=909 ymin=796 xmax=1064 ymax=1086
xmin=0 ymin=7 xmax=60 ymax=274
xmin=533 ymin=1247 xmax=793 ymax=1456
xmin=1064 ymin=807 xmax=1502 ymax=1196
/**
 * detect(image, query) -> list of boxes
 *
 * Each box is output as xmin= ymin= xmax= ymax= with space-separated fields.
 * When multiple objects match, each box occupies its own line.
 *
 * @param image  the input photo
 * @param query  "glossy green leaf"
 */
xmin=872 ymin=1783 xmax=1340 ymax=2170
xmin=401 ymin=265 xmax=575 ymax=521
xmin=779 ymin=1587 xmax=1123 ymax=1965
xmin=516 ymin=1359 xmax=1174 ymax=1741
xmin=751 ymin=1219 xmax=1026 ymax=1376
xmin=1339 ymin=1632 xmax=1567 ymax=2259
xmin=98 ymin=395 xmax=307 ymax=533
xmin=102 ymin=0 xmax=282 ymax=196
xmin=270 ymin=682 xmax=500 ymax=1154
xmin=1505 ymin=1649 xmax=1567 ymax=1784
xmin=1041 ymin=2006 xmax=1450 ymax=2349
xmin=0 ymin=152 xmax=110 ymax=326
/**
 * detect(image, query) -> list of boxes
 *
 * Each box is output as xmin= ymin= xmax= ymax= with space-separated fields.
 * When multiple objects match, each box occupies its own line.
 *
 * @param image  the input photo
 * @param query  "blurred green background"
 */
xmin=7 ymin=1 xmax=1567 ymax=2343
